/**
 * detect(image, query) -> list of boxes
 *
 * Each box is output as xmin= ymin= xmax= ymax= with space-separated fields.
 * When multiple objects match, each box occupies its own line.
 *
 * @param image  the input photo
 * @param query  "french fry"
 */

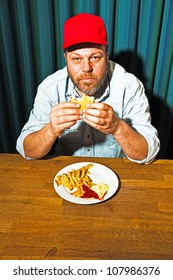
xmin=55 ymin=164 xmax=94 ymax=194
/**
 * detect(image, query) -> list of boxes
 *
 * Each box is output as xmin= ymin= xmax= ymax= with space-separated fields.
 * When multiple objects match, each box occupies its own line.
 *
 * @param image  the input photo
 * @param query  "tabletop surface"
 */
xmin=0 ymin=154 xmax=173 ymax=260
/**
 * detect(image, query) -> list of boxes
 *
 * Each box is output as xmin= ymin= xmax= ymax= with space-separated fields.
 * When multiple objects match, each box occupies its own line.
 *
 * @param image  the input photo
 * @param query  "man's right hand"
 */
xmin=23 ymin=102 xmax=82 ymax=158
xmin=49 ymin=102 xmax=83 ymax=137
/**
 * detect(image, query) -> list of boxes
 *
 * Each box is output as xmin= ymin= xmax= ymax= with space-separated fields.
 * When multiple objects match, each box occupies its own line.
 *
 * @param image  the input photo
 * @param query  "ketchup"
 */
xmin=81 ymin=185 xmax=99 ymax=199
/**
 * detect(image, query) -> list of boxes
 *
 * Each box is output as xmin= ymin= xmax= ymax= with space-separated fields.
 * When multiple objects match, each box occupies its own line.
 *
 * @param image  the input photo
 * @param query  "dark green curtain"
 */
xmin=1 ymin=0 xmax=173 ymax=158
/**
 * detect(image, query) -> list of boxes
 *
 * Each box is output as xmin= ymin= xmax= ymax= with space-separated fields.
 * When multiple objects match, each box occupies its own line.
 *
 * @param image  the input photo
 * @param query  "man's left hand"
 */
xmin=83 ymin=103 xmax=120 ymax=135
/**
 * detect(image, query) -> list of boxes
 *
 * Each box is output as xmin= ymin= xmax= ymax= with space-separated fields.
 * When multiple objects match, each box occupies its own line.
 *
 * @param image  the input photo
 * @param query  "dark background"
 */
xmin=1 ymin=0 xmax=173 ymax=158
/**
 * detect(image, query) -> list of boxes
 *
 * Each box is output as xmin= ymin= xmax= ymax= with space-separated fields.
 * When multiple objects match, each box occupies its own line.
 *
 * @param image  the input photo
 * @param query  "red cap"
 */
xmin=62 ymin=13 xmax=108 ymax=49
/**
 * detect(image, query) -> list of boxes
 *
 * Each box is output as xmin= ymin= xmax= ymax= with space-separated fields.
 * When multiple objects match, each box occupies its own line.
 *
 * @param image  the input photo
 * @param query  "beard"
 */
xmin=67 ymin=68 xmax=108 ymax=96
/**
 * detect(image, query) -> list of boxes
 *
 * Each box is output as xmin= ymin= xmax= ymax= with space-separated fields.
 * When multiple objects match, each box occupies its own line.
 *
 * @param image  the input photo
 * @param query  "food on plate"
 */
xmin=55 ymin=163 xmax=109 ymax=200
xmin=80 ymin=185 xmax=100 ymax=199
xmin=71 ymin=94 xmax=94 ymax=110
xmin=74 ymin=184 xmax=109 ymax=200
xmin=55 ymin=163 xmax=94 ymax=191
xmin=91 ymin=184 xmax=109 ymax=200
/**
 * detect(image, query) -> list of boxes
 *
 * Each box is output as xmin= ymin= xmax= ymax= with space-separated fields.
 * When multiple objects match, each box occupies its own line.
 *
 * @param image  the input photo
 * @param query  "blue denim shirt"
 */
xmin=16 ymin=61 xmax=160 ymax=163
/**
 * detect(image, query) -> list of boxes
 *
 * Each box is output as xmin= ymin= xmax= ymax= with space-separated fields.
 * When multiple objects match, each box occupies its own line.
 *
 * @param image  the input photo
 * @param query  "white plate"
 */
xmin=53 ymin=162 xmax=119 ymax=204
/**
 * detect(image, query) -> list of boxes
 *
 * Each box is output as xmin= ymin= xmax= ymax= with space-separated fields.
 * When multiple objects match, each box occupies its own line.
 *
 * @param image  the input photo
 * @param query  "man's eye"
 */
xmin=91 ymin=56 xmax=100 ymax=62
xmin=72 ymin=57 xmax=81 ymax=62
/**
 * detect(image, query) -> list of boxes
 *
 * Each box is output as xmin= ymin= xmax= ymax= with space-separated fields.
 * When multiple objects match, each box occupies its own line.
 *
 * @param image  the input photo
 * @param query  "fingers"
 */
xmin=83 ymin=102 xmax=111 ymax=120
xmin=85 ymin=102 xmax=110 ymax=110
xmin=51 ymin=102 xmax=82 ymax=119
xmin=52 ymin=102 xmax=81 ymax=110
xmin=83 ymin=103 xmax=118 ymax=134
xmin=51 ymin=102 xmax=81 ymax=114
xmin=49 ymin=102 xmax=83 ymax=136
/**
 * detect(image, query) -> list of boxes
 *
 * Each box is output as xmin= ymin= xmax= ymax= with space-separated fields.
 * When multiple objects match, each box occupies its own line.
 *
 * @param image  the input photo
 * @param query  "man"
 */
xmin=16 ymin=13 xmax=160 ymax=163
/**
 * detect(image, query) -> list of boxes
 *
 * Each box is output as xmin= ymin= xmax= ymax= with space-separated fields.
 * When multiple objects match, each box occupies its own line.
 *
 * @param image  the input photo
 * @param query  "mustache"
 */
xmin=77 ymin=74 xmax=96 ymax=79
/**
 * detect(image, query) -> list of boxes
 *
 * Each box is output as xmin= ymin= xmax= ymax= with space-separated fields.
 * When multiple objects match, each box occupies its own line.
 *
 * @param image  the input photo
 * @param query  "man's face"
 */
xmin=64 ymin=44 xmax=109 ymax=96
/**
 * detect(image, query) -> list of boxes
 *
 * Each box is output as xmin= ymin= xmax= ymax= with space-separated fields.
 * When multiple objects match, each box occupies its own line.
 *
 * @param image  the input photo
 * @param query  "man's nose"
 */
xmin=82 ymin=58 xmax=93 ymax=72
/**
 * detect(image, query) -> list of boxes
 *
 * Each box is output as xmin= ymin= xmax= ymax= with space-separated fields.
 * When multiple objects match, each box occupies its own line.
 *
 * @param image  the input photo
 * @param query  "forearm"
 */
xmin=23 ymin=123 xmax=57 ymax=159
xmin=113 ymin=120 xmax=148 ymax=161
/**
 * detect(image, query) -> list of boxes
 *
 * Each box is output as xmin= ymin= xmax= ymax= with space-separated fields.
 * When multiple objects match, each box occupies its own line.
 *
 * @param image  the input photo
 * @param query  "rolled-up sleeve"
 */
xmin=123 ymin=78 xmax=160 ymax=164
xmin=16 ymin=84 xmax=54 ymax=159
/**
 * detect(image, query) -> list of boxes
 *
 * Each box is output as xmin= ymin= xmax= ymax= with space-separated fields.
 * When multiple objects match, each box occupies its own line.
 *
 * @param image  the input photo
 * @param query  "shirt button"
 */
xmin=87 ymin=149 xmax=90 ymax=152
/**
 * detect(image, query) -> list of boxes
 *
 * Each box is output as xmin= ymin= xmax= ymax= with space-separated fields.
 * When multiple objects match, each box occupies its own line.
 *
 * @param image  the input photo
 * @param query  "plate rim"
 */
xmin=53 ymin=161 xmax=119 ymax=204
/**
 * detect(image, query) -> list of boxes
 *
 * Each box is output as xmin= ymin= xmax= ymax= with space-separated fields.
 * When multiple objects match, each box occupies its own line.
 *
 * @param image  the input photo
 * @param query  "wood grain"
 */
xmin=0 ymin=154 xmax=173 ymax=260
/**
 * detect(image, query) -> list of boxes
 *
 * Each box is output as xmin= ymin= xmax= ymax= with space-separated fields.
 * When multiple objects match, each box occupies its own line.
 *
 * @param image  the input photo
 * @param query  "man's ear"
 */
xmin=64 ymin=52 xmax=67 ymax=62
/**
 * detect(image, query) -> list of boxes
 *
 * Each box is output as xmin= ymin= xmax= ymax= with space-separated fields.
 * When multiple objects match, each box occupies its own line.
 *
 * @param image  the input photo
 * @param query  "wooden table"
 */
xmin=0 ymin=154 xmax=173 ymax=260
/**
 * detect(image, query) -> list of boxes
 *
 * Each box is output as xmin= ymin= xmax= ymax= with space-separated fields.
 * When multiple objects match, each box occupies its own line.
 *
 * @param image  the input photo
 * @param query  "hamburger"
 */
xmin=71 ymin=94 xmax=94 ymax=110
